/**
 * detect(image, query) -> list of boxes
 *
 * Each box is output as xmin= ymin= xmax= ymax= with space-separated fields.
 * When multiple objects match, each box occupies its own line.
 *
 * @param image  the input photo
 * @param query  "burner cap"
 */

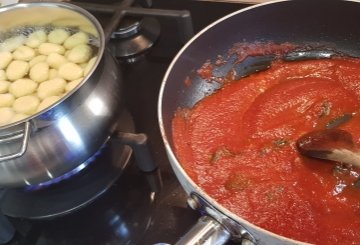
xmin=110 ymin=17 xmax=160 ymax=62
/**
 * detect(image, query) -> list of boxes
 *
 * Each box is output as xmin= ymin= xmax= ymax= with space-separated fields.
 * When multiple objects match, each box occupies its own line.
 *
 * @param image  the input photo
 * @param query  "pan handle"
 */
xmin=178 ymin=193 xmax=257 ymax=245
xmin=0 ymin=121 xmax=31 ymax=162
xmin=175 ymin=216 xmax=231 ymax=245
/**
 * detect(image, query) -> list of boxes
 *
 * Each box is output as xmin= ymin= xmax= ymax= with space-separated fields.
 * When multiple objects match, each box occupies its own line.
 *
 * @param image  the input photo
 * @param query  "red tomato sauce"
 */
xmin=172 ymin=56 xmax=360 ymax=244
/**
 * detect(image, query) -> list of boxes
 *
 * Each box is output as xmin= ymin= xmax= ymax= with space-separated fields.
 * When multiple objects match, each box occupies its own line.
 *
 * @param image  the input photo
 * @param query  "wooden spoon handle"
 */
xmin=328 ymin=149 xmax=360 ymax=168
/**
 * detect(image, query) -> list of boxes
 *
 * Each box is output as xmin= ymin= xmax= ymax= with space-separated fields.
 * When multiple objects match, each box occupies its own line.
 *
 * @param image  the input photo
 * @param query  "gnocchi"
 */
xmin=0 ymin=35 xmax=26 ymax=52
xmin=38 ymin=43 xmax=65 ymax=55
xmin=48 ymin=29 xmax=70 ymax=45
xmin=13 ymin=45 xmax=36 ymax=61
xmin=9 ymin=78 xmax=38 ymax=98
xmin=0 ymin=107 xmax=15 ymax=126
xmin=37 ymin=96 xmax=60 ymax=112
xmin=0 ymin=27 xmax=98 ymax=127
xmin=25 ymin=30 xmax=47 ymax=48
xmin=84 ymin=56 xmax=97 ymax=76
xmin=13 ymin=95 xmax=40 ymax=114
xmin=37 ymin=78 xmax=66 ymax=100
xmin=29 ymin=55 xmax=47 ymax=68
xmin=64 ymin=32 xmax=89 ymax=49
xmin=67 ymin=44 xmax=92 ymax=64
xmin=46 ymin=53 xmax=67 ymax=69
xmin=0 ymin=93 xmax=15 ymax=107
xmin=48 ymin=69 xmax=58 ymax=79
xmin=10 ymin=113 xmax=28 ymax=123
xmin=58 ymin=62 xmax=83 ymax=81
xmin=29 ymin=62 xmax=49 ymax=83
xmin=0 ymin=81 xmax=10 ymax=93
xmin=0 ymin=52 xmax=13 ymax=69
xmin=6 ymin=60 xmax=29 ymax=81
xmin=0 ymin=70 xmax=6 ymax=80
xmin=66 ymin=78 xmax=83 ymax=92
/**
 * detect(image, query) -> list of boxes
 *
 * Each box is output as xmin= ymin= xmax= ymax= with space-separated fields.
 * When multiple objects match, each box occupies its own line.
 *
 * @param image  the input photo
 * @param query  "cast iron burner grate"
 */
xmin=72 ymin=0 xmax=194 ymax=62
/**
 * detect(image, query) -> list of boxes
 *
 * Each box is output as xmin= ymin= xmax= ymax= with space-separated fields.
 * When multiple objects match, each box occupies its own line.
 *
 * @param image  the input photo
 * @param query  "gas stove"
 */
xmin=0 ymin=1 xmax=249 ymax=244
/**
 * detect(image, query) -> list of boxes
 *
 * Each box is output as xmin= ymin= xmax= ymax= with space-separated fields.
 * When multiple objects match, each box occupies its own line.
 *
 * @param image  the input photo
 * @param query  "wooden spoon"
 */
xmin=296 ymin=128 xmax=360 ymax=168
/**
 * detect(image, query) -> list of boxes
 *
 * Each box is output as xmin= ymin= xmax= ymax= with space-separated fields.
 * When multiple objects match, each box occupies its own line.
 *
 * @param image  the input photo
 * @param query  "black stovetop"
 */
xmin=0 ymin=1 xmax=248 ymax=244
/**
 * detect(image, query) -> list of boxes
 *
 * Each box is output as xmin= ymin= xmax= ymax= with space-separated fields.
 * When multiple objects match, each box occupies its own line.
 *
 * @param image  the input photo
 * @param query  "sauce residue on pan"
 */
xmin=172 ymin=45 xmax=360 ymax=244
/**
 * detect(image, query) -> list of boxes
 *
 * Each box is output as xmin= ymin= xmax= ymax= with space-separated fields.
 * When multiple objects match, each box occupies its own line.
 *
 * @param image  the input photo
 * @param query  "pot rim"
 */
xmin=0 ymin=2 xmax=105 ymax=130
xmin=158 ymin=0 xmax=316 ymax=243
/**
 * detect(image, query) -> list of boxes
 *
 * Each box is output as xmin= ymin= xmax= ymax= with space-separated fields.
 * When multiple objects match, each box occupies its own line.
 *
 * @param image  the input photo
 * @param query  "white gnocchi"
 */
xmin=48 ymin=69 xmax=58 ymax=79
xmin=0 ymin=107 xmax=15 ymax=126
xmin=64 ymin=32 xmax=89 ymax=49
xmin=29 ymin=62 xmax=49 ymax=83
xmin=0 ymin=93 xmax=15 ymax=107
xmin=46 ymin=53 xmax=67 ymax=69
xmin=0 ymin=27 xmax=98 ymax=127
xmin=37 ymin=78 xmax=66 ymax=100
xmin=0 ymin=35 xmax=26 ymax=52
xmin=84 ymin=56 xmax=97 ymax=76
xmin=0 ymin=51 xmax=13 ymax=69
xmin=10 ymin=113 xmax=28 ymax=123
xmin=48 ymin=29 xmax=70 ymax=45
xmin=37 ymin=96 xmax=60 ymax=112
xmin=66 ymin=78 xmax=83 ymax=92
xmin=29 ymin=55 xmax=47 ymax=68
xmin=9 ymin=78 xmax=38 ymax=98
xmin=6 ymin=60 xmax=29 ymax=81
xmin=38 ymin=43 xmax=65 ymax=55
xmin=58 ymin=62 xmax=83 ymax=81
xmin=13 ymin=45 xmax=36 ymax=61
xmin=13 ymin=95 xmax=40 ymax=114
xmin=25 ymin=30 xmax=47 ymax=48
xmin=0 ymin=70 xmax=6 ymax=80
xmin=67 ymin=44 xmax=92 ymax=64
xmin=0 ymin=81 xmax=10 ymax=93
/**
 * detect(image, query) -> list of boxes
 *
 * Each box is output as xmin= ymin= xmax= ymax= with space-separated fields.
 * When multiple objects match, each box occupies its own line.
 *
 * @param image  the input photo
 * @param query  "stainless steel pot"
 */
xmin=0 ymin=2 xmax=124 ymax=187
xmin=158 ymin=0 xmax=360 ymax=244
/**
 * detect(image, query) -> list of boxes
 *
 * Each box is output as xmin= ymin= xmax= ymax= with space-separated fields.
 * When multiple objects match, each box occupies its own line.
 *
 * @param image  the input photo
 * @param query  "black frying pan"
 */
xmin=159 ymin=1 xmax=360 ymax=244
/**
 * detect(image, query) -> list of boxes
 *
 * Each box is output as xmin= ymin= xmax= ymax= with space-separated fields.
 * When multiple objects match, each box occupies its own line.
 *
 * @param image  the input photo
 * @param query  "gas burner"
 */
xmin=71 ymin=1 xmax=193 ymax=63
xmin=0 ymin=110 xmax=135 ymax=220
xmin=24 ymin=145 xmax=106 ymax=192
xmin=110 ymin=16 xmax=160 ymax=62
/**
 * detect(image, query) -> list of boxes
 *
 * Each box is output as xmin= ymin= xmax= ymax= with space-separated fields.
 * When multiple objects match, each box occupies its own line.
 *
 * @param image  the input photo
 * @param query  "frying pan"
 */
xmin=158 ymin=0 xmax=360 ymax=244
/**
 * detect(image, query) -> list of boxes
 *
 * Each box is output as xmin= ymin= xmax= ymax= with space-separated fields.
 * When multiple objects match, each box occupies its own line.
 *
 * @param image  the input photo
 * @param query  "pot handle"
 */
xmin=175 ymin=216 xmax=231 ymax=245
xmin=0 ymin=121 xmax=31 ymax=162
